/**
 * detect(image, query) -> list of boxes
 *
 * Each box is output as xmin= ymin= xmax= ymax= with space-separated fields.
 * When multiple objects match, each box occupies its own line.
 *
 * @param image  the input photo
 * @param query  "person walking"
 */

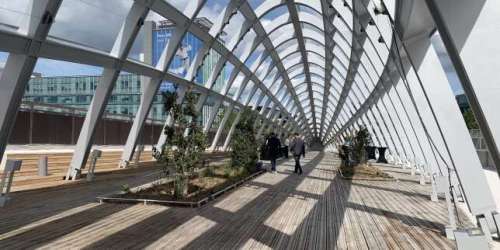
xmin=284 ymin=136 xmax=290 ymax=159
xmin=290 ymin=133 xmax=305 ymax=174
xmin=266 ymin=132 xmax=281 ymax=173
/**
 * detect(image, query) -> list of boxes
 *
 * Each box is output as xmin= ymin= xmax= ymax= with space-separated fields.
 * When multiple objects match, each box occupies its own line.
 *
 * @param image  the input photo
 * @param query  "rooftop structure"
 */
xmin=0 ymin=1 xmax=499 ymax=248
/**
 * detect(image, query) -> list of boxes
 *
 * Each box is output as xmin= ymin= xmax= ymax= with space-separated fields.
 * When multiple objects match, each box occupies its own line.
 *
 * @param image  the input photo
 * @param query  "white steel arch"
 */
xmin=1 ymin=0 xmax=500 ymax=242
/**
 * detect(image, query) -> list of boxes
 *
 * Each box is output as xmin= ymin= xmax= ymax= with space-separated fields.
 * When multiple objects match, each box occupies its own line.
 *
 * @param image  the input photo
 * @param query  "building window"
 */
xmin=47 ymin=96 xmax=57 ymax=103
xmin=121 ymin=80 xmax=129 ymax=90
xmin=91 ymin=78 xmax=98 ymax=90
xmin=47 ymin=84 xmax=56 ymax=92
xmin=76 ymin=95 xmax=86 ymax=103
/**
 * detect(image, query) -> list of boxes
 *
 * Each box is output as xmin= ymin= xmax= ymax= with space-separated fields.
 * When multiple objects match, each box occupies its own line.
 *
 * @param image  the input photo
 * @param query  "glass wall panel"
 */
xmin=238 ymin=80 xmax=255 ymax=103
xmin=227 ymin=72 xmax=245 ymax=100
xmin=206 ymin=100 xmax=228 ymax=145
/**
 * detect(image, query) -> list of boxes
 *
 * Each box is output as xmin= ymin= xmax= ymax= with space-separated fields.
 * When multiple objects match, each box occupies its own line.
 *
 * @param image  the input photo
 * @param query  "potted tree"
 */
xmin=230 ymin=108 xmax=259 ymax=173
xmin=155 ymin=87 xmax=207 ymax=198
xmin=352 ymin=126 xmax=372 ymax=165
xmin=339 ymin=127 xmax=392 ymax=180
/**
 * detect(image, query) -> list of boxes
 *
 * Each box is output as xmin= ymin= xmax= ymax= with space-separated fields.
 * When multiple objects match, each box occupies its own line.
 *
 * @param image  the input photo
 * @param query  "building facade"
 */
xmin=24 ymin=74 xmax=158 ymax=117
xmin=146 ymin=18 xmax=225 ymax=125
xmin=455 ymin=94 xmax=469 ymax=113
xmin=23 ymin=17 xmax=225 ymax=124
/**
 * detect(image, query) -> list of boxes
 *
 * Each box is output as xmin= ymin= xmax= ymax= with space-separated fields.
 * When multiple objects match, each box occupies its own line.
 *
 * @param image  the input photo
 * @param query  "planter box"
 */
xmin=338 ymin=168 xmax=396 ymax=182
xmin=97 ymin=169 xmax=265 ymax=208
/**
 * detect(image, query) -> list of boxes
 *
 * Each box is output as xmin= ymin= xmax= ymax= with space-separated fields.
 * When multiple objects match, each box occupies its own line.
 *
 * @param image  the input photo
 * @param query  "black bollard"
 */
xmin=376 ymin=147 xmax=388 ymax=163
xmin=365 ymin=146 xmax=377 ymax=160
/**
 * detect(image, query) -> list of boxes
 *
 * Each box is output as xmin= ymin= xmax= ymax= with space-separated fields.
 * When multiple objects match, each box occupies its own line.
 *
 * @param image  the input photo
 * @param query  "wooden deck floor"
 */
xmin=0 ymin=151 xmax=456 ymax=249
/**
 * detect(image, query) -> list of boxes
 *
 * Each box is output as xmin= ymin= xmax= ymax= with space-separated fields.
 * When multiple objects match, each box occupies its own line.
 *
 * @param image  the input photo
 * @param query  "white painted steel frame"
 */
xmin=0 ymin=1 xmax=499 ymax=238
xmin=0 ymin=0 xmax=62 ymax=164
xmin=0 ymin=0 xmax=298 ymax=173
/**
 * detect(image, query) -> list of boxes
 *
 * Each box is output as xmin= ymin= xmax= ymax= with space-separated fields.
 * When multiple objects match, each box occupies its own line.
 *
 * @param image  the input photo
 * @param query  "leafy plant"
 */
xmin=223 ymin=166 xmax=232 ymax=178
xmin=200 ymin=166 xmax=215 ymax=177
xmin=352 ymin=126 xmax=372 ymax=164
xmin=154 ymin=86 xmax=207 ymax=198
xmin=462 ymin=109 xmax=478 ymax=129
xmin=230 ymin=108 xmax=259 ymax=172
xmin=343 ymin=133 xmax=355 ymax=146
xmin=120 ymin=184 xmax=130 ymax=194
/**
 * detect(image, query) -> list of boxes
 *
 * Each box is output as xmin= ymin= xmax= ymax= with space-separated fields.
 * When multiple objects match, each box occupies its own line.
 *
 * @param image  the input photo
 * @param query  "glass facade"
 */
xmin=151 ymin=18 xmax=225 ymax=127
xmin=23 ymin=74 xmax=164 ymax=118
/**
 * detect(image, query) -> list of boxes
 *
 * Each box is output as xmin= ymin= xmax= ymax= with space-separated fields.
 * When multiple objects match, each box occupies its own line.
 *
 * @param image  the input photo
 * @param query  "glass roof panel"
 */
xmin=269 ymin=23 xmax=296 ymax=48
xmin=49 ymin=0 xmax=133 ymax=52
xmin=218 ymin=10 xmax=246 ymax=45
xmin=0 ymin=0 xmax=406 ymax=141
xmin=234 ymin=28 xmax=257 ymax=59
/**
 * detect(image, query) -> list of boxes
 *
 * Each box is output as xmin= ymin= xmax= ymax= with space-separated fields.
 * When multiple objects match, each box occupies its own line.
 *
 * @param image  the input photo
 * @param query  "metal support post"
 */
xmin=0 ymin=0 xmax=62 ymax=165
xmin=424 ymin=0 xmax=500 ymax=176
xmin=0 ymin=160 xmax=22 ymax=207
xmin=86 ymin=149 xmax=102 ymax=182
xmin=38 ymin=155 xmax=48 ymax=176
xmin=68 ymin=2 xmax=151 ymax=179
xmin=134 ymin=144 xmax=145 ymax=164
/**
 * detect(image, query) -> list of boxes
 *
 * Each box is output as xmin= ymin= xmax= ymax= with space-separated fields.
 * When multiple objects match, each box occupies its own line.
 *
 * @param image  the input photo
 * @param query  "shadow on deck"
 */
xmin=0 ymin=151 xmax=455 ymax=249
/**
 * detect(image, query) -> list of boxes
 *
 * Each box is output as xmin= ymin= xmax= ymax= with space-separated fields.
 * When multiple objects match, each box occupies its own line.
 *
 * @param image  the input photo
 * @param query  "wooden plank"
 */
xmin=0 ymin=152 xmax=465 ymax=249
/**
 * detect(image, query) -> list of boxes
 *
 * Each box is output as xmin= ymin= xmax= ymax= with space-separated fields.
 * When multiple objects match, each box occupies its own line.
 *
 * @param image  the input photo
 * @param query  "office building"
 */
xmin=22 ymin=17 xmax=225 ymax=122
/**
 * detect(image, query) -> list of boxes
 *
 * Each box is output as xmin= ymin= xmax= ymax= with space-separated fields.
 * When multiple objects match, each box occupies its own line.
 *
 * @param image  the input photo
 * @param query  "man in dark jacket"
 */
xmin=266 ymin=133 xmax=281 ymax=173
xmin=290 ymin=133 xmax=305 ymax=174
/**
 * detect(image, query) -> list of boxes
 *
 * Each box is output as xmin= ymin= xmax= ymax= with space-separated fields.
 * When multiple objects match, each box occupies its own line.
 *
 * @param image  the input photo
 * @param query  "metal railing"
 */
xmin=469 ymin=129 xmax=494 ymax=169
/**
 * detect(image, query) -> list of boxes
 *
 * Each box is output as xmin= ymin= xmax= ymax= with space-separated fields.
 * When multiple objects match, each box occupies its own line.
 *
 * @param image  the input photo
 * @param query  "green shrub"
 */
xmin=231 ymin=108 xmax=259 ymax=172
xmin=223 ymin=166 xmax=232 ymax=178
xmin=154 ymin=87 xmax=207 ymax=198
xmin=352 ymin=127 xmax=372 ymax=164
xmin=121 ymin=184 xmax=130 ymax=193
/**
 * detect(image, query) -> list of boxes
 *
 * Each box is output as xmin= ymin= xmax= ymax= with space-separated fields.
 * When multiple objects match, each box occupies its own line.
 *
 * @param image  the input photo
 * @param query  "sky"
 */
xmin=0 ymin=0 xmax=463 ymax=95
xmin=430 ymin=33 xmax=464 ymax=95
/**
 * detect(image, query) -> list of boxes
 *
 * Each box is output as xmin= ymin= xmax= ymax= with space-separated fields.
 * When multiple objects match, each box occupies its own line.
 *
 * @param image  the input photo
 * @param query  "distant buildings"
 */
xmin=23 ymin=17 xmax=225 ymax=125
xmin=455 ymin=93 xmax=493 ymax=168
xmin=455 ymin=94 xmax=469 ymax=113
xmin=24 ymin=74 xmax=150 ymax=117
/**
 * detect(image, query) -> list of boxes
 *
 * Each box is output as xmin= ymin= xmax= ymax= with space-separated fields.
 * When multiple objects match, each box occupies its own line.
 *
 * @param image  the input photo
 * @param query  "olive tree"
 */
xmin=155 ymin=87 xmax=207 ymax=198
